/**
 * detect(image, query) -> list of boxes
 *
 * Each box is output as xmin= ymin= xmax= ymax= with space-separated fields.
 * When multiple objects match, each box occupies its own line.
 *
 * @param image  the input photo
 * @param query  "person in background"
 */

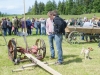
xmin=1 ymin=18 xmax=7 ymax=36
xmin=83 ymin=19 xmax=94 ymax=42
xmin=0 ymin=19 xmax=3 ymax=32
xmin=13 ymin=16 xmax=19 ymax=35
xmin=31 ymin=17 xmax=35 ymax=28
xmin=12 ymin=17 xmax=14 ymax=25
xmin=31 ymin=17 xmax=35 ymax=23
xmin=7 ymin=19 xmax=12 ymax=35
xmin=21 ymin=17 xmax=26 ymax=32
xmin=34 ymin=18 xmax=41 ymax=35
xmin=46 ymin=11 xmax=55 ymax=59
xmin=40 ymin=18 xmax=46 ymax=35
xmin=26 ymin=17 xmax=32 ymax=35
xmin=97 ymin=19 xmax=100 ymax=27
xmin=11 ymin=17 xmax=15 ymax=34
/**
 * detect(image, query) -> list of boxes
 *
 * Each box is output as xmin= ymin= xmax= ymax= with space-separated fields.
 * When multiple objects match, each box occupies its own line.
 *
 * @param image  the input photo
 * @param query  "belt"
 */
xmin=49 ymin=32 xmax=55 ymax=34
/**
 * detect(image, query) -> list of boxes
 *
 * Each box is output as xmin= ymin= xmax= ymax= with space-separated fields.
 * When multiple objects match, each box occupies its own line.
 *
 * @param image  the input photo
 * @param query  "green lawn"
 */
xmin=0 ymin=31 xmax=100 ymax=75
xmin=0 ymin=13 xmax=100 ymax=20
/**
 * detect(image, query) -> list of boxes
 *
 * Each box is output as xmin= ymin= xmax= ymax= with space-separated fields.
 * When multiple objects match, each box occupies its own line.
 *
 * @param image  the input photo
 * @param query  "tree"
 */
xmin=0 ymin=11 xmax=1 ymax=16
xmin=26 ymin=0 xmax=100 ymax=15
xmin=58 ymin=0 xmax=62 ymax=14
xmin=32 ymin=0 xmax=39 ymax=15
xmin=65 ymin=0 xmax=74 ymax=15
xmin=62 ymin=0 xmax=66 ymax=14
xmin=38 ymin=2 xmax=45 ymax=14
xmin=52 ymin=0 xmax=57 ymax=10
xmin=45 ymin=0 xmax=53 ymax=13
xmin=93 ymin=0 xmax=100 ymax=12
xmin=27 ymin=6 xmax=32 ymax=14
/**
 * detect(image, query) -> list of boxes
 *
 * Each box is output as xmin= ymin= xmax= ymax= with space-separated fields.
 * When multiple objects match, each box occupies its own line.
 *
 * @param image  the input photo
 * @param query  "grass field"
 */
xmin=0 ymin=30 xmax=100 ymax=75
xmin=0 ymin=13 xmax=100 ymax=20
xmin=0 ymin=13 xmax=100 ymax=75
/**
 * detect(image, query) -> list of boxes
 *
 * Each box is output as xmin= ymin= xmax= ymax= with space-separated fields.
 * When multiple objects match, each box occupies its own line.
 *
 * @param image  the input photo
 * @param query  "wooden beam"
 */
xmin=22 ymin=63 xmax=36 ymax=68
xmin=12 ymin=67 xmax=33 ymax=72
xmin=25 ymin=53 xmax=62 ymax=75
xmin=22 ymin=62 xmax=54 ymax=68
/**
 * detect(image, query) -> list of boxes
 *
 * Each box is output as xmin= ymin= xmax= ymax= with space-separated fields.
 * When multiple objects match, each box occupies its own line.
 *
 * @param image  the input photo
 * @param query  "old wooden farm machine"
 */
xmin=8 ymin=33 xmax=46 ymax=65
xmin=2 ymin=32 xmax=61 ymax=75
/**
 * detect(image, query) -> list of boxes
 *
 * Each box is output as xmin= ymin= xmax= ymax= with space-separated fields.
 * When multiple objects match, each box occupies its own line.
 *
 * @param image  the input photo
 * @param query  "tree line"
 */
xmin=26 ymin=0 xmax=100 ymax=15
xmin=0 ymin=11 xmax=8 ymax=17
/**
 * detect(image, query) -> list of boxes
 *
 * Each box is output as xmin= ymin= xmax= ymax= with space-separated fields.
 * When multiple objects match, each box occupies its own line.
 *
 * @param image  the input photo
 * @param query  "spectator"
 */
xmin=83 ymin=19 xmax=93 ymax=28
xmin=46 ymin=11 xmax=55 ymax=59
xmin=34 ymin=19 xmax=41 ymax=35
xmin=26 ymin=17 xmax=32 ymax=35
xmin=1 ymin=18 xmax=7 ymax=36
xmin=7 ymin=19 xmax=12 ymax=35
xmin=13 ymin=16 xmax=19 ymax=35
xmin=97 ymin=19 xmax=100 ymax=27
xmin=21 ymin=17 xmax=26 ymax=32
xmin=40 ymin=18 xmax=46 ymax=35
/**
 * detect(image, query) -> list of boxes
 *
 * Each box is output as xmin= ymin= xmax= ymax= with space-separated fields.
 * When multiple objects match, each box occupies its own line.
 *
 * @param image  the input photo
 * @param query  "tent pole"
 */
xmin=23 ymin=0 xmax=26 ymax=32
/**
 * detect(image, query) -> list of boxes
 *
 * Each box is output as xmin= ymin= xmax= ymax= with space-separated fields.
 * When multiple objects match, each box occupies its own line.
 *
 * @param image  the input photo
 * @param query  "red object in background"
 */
xmin=31 ymin=45 xmax=38 ymax=54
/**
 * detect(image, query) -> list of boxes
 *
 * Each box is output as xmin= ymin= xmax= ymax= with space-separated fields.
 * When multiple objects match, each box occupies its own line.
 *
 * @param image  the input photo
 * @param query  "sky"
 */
xmin=0 ymin=0 xmax=61 ymax=14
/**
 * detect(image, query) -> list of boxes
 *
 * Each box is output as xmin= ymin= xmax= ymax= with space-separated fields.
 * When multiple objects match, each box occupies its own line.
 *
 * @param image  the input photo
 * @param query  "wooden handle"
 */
xmin=25 ymin=53 xmax=62 ymax=75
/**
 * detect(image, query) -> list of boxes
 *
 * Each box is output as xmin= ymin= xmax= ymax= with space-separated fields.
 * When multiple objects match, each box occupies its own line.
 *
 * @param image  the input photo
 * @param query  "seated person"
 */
xmin=83 ymin=19 xmax=93 ymax=28
xmin=82 ymin=19 xmax=94 ymax=42
xmin=97 ymin=19 xmax=100 ymax=27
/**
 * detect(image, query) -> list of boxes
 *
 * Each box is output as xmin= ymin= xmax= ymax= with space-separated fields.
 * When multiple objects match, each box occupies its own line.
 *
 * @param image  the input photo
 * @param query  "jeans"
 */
xmin=8 ymin=27 xmax=12 ymax=35
xmin=36 ymin=27 xmax=41 ymax=35
xmin=81 ymin=33 xmax=84 ymax=40
xmin=35 ymin=28 xmax=38 ymax=35
xmin=27 ymin=27 xmax=31 ymax=35
xmin=14 ymin=27 xmax=18 ymax=35
xmin=55 ymin=34 xmax=63 ymax=63
xmin=48 ymin=34 xmax=55 ymax=58
xmin=41 ymin=26 xmax=46 ymax=35
xmin=3 ymin=28 xmax=7 ymax=36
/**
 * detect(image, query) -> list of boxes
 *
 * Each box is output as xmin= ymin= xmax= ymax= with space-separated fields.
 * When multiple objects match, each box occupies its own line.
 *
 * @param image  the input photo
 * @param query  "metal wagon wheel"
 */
xmin=67 ymin=31 xmax=81 ymax=44
xmin=8 ymin=39 xmax=17 ymax=63
xmin=64 ymin=32 xmax=70 ymax=42
xmin=35 ymin=39 xmax=46 ymax=59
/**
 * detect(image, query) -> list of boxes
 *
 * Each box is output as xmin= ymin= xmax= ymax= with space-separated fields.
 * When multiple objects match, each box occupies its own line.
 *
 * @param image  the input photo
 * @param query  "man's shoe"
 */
xmin=55 ymin=61 xmax=62 ymax=65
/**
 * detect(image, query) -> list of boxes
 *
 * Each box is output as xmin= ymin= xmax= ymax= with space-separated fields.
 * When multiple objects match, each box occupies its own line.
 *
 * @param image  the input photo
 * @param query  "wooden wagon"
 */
xmin=65 ymin=26 xmax=100 ymax=43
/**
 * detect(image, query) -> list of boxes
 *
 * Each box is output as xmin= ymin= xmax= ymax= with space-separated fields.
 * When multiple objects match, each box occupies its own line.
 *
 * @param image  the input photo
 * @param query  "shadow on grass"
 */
xmin=64 ymin=58 xmax=82 ymax=64
xmin=0 ymin=44 xmax=6 ymax=46
xmin=45 ymin=56 xmax=49 ymax=59
xmin=68 ymin=41 xmax=98 ymax=45
xmin=63 ymin=55 xmax=78 ymax=59
xmin=63 ymin=55 xmax=82 ymax=65
xmin=79 ymin=41 xmax=98 ymax=44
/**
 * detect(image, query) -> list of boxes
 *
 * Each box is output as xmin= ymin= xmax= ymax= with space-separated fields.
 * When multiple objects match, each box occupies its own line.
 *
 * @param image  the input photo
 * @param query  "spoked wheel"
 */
xmin=8 ymin=39 xmax=20 ymax=65
xmin=8 ymin=39 xmax=17 ymax=62
xmin=35 ymin=39 xmax=46 ymax=59
xmin=68 ymin=31 xmax=81 ymax=44
xmin=63 ymin=32 xmax=70 ymax=42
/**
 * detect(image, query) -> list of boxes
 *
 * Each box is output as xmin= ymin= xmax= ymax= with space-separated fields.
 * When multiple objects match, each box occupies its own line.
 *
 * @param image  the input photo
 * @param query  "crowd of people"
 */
xmin=66 ymin=17 xmax=100 ymax=27
xmin=0 ymin=15 xmax=100 ymax=37
xmin=65 ymin=17 xmax=100 ymax=42
xmin=0 ymin=16 xmax=47 ymax=36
